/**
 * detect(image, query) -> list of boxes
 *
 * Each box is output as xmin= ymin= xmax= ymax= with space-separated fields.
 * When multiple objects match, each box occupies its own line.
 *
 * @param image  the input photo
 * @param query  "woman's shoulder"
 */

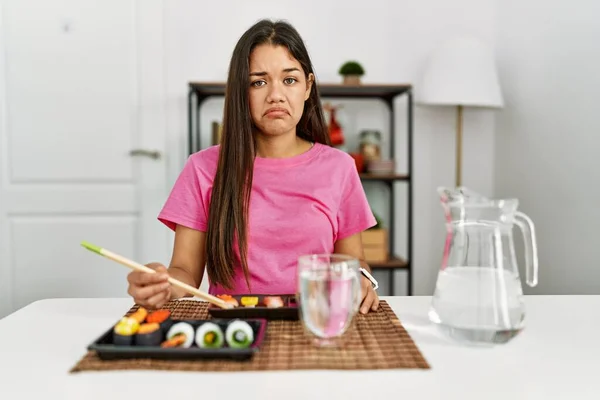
xmin=313 ymin=143 xmax=357 ymax=171
xmin=179 ymin=145 xmax=220 ymax=184
xmin=187 ymin=145 xmax=221 ymax=169
xmin=315 ymin=143 xmax=354 ymax=160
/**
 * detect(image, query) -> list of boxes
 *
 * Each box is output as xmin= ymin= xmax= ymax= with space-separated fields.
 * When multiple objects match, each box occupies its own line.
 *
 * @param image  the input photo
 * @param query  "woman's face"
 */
xmin=248 ymin=44 xmax=313 ymax=137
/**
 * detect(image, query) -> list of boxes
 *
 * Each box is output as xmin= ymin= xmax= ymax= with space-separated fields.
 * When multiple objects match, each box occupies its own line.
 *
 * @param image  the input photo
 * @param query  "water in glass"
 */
xmin=297 ymin=254 xmax=360 ymax=347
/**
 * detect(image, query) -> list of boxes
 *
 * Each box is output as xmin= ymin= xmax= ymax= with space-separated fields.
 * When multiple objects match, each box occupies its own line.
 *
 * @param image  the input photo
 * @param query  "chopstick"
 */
xmin=80 ymin=241 xmax=232 ymax=310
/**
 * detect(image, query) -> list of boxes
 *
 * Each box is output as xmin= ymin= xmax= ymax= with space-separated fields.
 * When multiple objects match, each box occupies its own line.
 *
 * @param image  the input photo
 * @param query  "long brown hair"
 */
xmin=206 ymin=19 xmax=330 ymax=290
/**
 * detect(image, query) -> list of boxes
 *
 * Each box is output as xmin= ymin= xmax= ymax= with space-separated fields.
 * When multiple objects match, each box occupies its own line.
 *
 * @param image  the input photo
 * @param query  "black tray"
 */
xmin=208 ymin=294 xmax=299 ymax=320
xmin=88 ymin=318 xmax=267 ymax=361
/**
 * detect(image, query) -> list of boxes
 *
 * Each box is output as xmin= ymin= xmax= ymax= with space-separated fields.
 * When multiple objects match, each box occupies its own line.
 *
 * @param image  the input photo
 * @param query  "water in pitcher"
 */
xmin=429 ymin=266 xmax=526 ymax=345
xmin=431 ymin=186 xmax=539 ymax=345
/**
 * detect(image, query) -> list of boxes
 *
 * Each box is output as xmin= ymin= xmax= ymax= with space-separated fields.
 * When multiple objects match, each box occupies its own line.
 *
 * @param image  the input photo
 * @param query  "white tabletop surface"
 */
xmin=0 ymin=295 xmax=598 ymax=399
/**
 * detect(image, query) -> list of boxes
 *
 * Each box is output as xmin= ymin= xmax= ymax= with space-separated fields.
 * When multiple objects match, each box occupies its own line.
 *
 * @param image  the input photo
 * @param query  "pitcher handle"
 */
xmin=514 ymin=211 xmax=539 ymax=287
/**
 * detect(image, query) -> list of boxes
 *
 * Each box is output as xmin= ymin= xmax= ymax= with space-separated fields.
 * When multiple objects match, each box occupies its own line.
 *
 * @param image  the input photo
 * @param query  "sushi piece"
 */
xmin=240 ymin=296 xmax=259 ymax=308
xmin=195 ymin=322 xmax=225 ymax=348
xmin=225 ymin=320 xmax=254 ymax=348
xmin=113 ymin=317 xmax=140 ymax=345
xmin=161 ymin=322 xmax=195 ymax=348
xmin=135 ymin=322 xmax=162 ymax=346
xmin=129 ymin=307 xmax=148 ymax=324
xmin=146 ymin=309 xmax=173 ymax=333
xmin=146 ymin=309 xmax=170 ymax=323
xmin=263 ymin=296 xmax=284 ymax=308
xmin=217 ymin=294 xmax=239 ymax=307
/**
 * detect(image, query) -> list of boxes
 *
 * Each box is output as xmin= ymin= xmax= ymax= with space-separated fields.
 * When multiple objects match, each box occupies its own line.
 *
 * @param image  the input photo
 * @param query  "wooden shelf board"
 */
xmin=367 ymin=257 xmax=408 ymax=269
xmin=359 ymin=173 xmax=409 ymax=182
xmin=189 ymin=82 xmax=411 ymax=99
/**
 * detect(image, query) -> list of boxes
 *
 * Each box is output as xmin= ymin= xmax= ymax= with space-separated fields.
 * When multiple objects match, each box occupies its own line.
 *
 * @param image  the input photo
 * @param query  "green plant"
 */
xmin=338 ymin=61 xmax=365 ymax=76
xmin=369 ymin=212 xmax=384 ymax=230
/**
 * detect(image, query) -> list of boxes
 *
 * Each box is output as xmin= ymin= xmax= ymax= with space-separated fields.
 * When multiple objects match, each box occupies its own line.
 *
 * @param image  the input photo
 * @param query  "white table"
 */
xmin=0 ymin=296 xmax=598 ymax=399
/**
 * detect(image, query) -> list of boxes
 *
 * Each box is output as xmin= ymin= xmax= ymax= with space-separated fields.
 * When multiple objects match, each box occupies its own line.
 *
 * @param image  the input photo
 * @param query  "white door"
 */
xmin=0 ymin=0 xmax=169 ymax=318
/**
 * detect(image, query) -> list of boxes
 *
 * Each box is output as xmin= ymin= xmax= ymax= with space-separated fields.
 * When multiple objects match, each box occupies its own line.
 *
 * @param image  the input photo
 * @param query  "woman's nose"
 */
xmin=266 ymin=82 xmax=285 ymax=103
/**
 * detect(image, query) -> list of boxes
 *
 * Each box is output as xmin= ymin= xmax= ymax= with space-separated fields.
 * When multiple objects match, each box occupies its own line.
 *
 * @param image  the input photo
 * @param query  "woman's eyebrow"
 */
xmin=249 ymin=67 xmax=301 ymax=76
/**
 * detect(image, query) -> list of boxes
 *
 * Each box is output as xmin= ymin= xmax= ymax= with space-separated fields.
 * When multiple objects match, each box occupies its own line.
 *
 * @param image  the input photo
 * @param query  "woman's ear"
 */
xmin=305 ymin=73 xmax=314 ymax=101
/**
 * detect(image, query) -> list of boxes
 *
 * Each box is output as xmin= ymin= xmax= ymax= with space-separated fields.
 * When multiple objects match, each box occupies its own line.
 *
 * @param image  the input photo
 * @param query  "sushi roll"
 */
xmin=195 ymin=322 xmax=225 ymax=348
xmin=135 ymin=322 xmax=162 ymax=346
xmin=113 ymin=317 xmax=139 ymax=345
xmin=146 ymin=309 xmax=173 ymax=333
xmin=225 ymin=320 xmax=254 ymax=348
xmin=161 ymin=322 xmax=195 ymax=348
xmin=240 ymin=296 xmax=258 ymax=308
xmin=263 ymin=296 xmax=284 ymax=308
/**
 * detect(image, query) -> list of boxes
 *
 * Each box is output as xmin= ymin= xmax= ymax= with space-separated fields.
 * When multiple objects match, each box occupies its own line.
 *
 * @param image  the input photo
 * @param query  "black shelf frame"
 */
xmin=187 ymin=82 xmax=413 ymax=296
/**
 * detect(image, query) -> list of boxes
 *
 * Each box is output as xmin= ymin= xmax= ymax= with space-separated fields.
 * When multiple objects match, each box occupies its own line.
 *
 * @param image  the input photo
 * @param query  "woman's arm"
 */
xmin=334 ymin=232 xmax=380 ymax=313
xmin=167 ymin=224 xmax=207 ymax=298
xmin=334 ymin=233 xmax=370 ymax=270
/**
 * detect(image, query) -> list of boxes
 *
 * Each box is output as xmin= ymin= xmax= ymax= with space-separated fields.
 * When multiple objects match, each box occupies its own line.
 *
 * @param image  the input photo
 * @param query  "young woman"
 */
xmin=127 ymin=19 xmax=380 ymax=314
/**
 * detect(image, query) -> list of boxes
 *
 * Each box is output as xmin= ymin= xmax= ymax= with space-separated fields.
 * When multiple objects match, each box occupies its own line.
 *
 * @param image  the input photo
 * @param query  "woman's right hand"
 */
xmin=127 ymin=262 xmax=172 ymax=309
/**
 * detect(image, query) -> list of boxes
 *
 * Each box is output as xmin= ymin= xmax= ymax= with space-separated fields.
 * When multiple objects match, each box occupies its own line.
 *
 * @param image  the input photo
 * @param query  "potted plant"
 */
xmin=361 ymin=212 xmax=388 ymax=262
xmin=338 ymin=61 xmax=365 ymax=85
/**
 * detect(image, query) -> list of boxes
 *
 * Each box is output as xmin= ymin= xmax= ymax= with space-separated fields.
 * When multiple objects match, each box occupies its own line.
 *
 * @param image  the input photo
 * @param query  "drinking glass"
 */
xmin=296 ymin=254 xmax=361 ymax=347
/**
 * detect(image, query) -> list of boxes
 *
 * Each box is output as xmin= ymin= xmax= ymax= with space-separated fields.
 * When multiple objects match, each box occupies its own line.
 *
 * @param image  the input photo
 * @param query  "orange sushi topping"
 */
xmin=138 ymin=322 xmax=160 ymax=334
xmin=146 ymin=309 xmax=171 ymax=324
xmin=160 ymin=334 xmax=187 ymax=348
xmin=217 ymin=294 xmax=239 ymax=307
xmin=129 ymin=307 xmax=148 ymax=324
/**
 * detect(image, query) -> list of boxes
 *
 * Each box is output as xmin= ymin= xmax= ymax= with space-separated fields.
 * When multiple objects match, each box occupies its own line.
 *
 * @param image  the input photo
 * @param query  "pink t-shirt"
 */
xmin=157 ymin=142 xmax=376 ymax=295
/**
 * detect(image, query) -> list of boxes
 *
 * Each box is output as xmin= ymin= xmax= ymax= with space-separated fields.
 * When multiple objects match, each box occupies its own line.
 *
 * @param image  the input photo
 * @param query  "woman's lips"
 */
xmin=265 ymin=108 xmax=289 ymax=117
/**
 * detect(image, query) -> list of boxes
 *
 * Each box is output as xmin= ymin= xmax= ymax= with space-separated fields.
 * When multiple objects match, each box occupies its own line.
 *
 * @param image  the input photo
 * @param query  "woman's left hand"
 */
xmin=331 ymin=233 xmax=381 ymax=314
xmin=359 ymin=275 xmax=380 ymax=314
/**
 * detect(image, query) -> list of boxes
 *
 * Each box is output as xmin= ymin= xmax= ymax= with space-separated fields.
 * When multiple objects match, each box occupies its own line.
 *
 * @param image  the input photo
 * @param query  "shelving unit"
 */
xmin=187 ymin=82 xmax=413 ymax=295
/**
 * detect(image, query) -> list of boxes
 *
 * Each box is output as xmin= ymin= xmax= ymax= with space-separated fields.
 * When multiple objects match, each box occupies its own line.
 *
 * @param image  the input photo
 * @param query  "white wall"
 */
xmin=494 ymin=0 xmax=600 ymax=294
xmin=0 ymin=0 xmax=170 ymax=318
xmin=163 ymin=0 xmax=497 ymax=295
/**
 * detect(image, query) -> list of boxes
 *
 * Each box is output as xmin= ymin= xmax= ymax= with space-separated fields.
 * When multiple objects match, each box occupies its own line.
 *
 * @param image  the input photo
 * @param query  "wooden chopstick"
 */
xmin=81 ymin=241 xmax=232 ymax=310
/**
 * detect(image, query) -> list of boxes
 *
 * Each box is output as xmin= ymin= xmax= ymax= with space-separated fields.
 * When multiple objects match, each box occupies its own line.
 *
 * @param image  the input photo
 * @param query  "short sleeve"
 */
xmin=336 ymin=158 xmax=377 ymax=240
xmin=157 ymin=156 xmax=208 ymax=232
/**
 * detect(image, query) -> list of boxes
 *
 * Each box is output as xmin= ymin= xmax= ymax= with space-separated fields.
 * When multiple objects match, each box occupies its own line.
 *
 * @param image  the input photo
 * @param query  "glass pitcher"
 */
xmin=429 ymin=187 xmax=539 ymax=345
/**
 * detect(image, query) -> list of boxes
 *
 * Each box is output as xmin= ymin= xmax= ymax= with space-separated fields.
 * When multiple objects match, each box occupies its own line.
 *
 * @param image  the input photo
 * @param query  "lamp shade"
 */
xmin=417 ymin=36 xmax=504 ymax=108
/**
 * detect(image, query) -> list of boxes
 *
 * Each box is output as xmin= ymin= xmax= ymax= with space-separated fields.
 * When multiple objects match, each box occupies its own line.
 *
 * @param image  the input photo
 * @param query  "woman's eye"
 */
xmin=251 ymin=80 xmax=266 ymax=87
xmin=284 ymin=77 xmax=297 ymax=85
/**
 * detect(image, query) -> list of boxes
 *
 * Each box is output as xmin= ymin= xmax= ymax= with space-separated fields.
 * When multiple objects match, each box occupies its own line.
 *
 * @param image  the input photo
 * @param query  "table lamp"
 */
xmin=417 ymin=36 xmax=504 ymax=187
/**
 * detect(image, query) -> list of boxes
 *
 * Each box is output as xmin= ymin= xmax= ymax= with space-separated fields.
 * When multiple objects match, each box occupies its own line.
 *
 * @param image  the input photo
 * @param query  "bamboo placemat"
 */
xmin=70 ymin=300 xmax=430 ymax=372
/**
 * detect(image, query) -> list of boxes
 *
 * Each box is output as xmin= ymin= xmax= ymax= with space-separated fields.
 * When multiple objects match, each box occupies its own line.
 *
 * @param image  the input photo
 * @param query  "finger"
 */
xmin=146 ymin=262 xmax=164 ymax=270
xmin=146 ymin=287 xmax=171 ymax=309
xmin=361 ymin=277 xmax=371 ymax=300
xmin=360 ymin=289 xmax=376 ymax=314
xmin=130 ymin=269 xmax=169 ymax=286
xmin=371 ymin=292 xmax=380 ymax=311
xmin=127 ymin=271 xmax=139 ymax=285
xmin=154 ymin=289 xmax=172 ymax=309
xmin=132 ymin=281 xmax=170 ymax=302
xmin=153 ymin=265 xmax=168 ymax=274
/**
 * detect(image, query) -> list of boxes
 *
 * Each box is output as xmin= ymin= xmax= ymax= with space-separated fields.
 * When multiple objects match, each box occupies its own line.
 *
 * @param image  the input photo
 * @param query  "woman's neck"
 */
xmin=255 ymin=132 xmax=312 ymax=159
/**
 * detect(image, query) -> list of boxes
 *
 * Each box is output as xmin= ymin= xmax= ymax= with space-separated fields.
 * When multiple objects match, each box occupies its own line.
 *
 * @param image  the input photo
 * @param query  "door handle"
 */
xmin=129 ymin=149 xmax=161 ymax=160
